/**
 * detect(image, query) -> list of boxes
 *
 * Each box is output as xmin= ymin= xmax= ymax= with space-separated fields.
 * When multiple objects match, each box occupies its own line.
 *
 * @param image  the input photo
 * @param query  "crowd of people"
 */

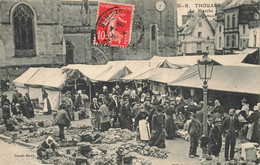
xmin=2 ymin=90 xmax=35 ymax=131
xmin=1 ymin=84 xmax=260 ymax=162
xmin=87 ymin=85 xmax=260 ymax=161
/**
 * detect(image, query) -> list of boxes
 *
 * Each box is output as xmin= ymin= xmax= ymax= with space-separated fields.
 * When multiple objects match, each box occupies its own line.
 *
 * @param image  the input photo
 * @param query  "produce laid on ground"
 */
xmin=1 ymin=123 xmax=170 ymax=164
xmin=117 ymin=142 xmax=169 ymax=159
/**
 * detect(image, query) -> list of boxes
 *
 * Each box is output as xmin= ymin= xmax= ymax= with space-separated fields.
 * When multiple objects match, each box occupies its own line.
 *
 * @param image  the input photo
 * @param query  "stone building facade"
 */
xmin=62 ymin=0 xmax=178 ymax=64
xmin=0 ymin=0 xmax=65 ymax=80
xmin=0 ymin=0 xmax=178 ymax=81
xmin=215 ymin=0 xmax=260 ymax=55
xmin=178 ymin=11 xmax=215 ymax=56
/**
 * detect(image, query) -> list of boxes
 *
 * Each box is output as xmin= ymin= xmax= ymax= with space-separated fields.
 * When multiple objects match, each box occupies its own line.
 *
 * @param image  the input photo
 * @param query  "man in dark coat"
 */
xmin=55 ymin=104 xmax=71 ymax=141
xmin=223 ymin=108 xmax=241 ymax=161
xmin=209 ymin=118 xmax=222 ymax=157
xmin=188 ymin=113 xmax=202 ymax=158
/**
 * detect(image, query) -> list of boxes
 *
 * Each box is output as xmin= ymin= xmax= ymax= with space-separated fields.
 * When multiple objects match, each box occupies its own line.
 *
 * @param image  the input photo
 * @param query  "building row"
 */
xmin=178 ymin=0 xmax=260 ymax=58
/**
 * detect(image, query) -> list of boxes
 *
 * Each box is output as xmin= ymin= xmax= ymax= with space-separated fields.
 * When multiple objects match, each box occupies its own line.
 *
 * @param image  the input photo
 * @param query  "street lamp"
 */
xmin=197 ymin=52 xmax=214 ymax=158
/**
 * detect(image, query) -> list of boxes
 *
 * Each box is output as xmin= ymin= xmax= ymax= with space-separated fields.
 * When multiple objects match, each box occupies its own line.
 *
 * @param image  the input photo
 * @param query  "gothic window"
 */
xmin=13 ymin=4 xmax=35 ymax=57
xmin=232 ymin=14 xmax=236 ymax=28
xmin=227 ymin=15 xmax=230 ymax=28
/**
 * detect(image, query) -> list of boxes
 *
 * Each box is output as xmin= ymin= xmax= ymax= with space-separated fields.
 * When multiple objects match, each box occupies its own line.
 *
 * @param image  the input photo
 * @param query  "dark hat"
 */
xmin=157 ymin=105 xmax=164 ymax=112
xmin=214 ymin=118 xmax=222 ymax=124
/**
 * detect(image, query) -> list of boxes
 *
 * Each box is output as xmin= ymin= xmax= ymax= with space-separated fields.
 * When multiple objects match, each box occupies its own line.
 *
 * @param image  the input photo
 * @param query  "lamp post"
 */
xmin=197 ymin=52 xmax=214 ymax=158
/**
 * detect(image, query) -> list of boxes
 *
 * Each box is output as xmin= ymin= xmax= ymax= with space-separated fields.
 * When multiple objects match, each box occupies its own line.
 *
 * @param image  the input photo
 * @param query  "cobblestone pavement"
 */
xmin=0 ymin=140 xmax=42 ymax=165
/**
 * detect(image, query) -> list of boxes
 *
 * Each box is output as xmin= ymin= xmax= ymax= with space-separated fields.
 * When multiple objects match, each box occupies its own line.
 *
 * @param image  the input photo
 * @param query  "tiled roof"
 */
xmin=179 ymin=11 xmax=202 ymax=35
xmin=224 ymin=0 xmax=258 ymax=10
xmin=179 ymin=11 xmax=215 ymax=35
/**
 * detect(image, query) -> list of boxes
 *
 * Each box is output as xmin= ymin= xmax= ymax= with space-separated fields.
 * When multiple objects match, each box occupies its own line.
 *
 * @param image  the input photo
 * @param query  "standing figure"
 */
xmin=149 ymin=105 xmax=166 ymax=148
xmin=2 ymin=94 xmax=10 ymax=106
xmin=62 ymin=91 xmax=73 ymax=119
xmin=129 ymin=90 xmax=139 ymax=107
xmin=211 ymin=100 xmax=224 ymax=122
xmin=55 ymin=104 xmax=71 ymax=141
xmin=119 ymin=97 xmax=133 ymax=131
xmin=209 ymin=118 xmax=222 ymax=157
xmin=98 ymin=101 xmax=111 ymax=132
xmin=165 ymin=101 xmax=176 ymax=139
xmin=18 ymin=93 xmax=29 ymax=118
xmin=246 ymin=106 xmax=260 ymax=144
xmin=223 ymin=108 xmax=241 ymax=161
xmin=2 ymin=102 xmax=11 ymax=124
xmin=90 ymin=98 xmax=100 ymax=131
xmin=24 ymin=93 xmax=34 ymax=118
xmin=42 ymin=90 xmax=52 ymax=115
xmin=74 ymin=90 xmax=84 ymax=112
xmin=135 ymin=105 xmax=150 ymax=141
xmin=188 ymin=113 xmax=202 ymax=158
xmin=108 ymin=95 xmax=120 ymax=128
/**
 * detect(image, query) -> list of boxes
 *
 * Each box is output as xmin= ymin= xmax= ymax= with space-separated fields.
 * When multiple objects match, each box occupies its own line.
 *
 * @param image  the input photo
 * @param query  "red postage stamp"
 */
xmin=95 ymin=2 xmax=134 ymax=47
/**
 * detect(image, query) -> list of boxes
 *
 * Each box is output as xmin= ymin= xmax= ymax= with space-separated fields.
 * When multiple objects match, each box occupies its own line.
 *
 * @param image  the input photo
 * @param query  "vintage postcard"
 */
xmin=0 ymin=0 xmax=259 ymax=164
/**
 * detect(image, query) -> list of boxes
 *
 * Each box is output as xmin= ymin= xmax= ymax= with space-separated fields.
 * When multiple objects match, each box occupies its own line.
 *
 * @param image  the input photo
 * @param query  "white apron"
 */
xmin=139 ymin=120 xmax=150 ymax=141
xmin=43 ymin=98 xmax=48 ymax=112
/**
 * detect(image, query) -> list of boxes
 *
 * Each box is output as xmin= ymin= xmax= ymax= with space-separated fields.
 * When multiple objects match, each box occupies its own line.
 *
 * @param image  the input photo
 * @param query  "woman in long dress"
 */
xmin=165 ymin=103 xmax=176 ymax=139
xmin=149 ymin=105 xmax=166 ymax=148
xmin=42 ymin=90 xmax=52 ymax=115
xmin=90 ymin=98 xmax=100 ymax=130
xmin=135 ymin=105 xmax=150 ymax=141
xmin=119 ymin=97 xmax=133 ymax=131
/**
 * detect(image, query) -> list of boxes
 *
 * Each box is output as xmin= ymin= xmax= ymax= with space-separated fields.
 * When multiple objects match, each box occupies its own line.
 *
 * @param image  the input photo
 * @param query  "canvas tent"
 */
xmin=106 ymin=60 xmax=154 ymax=73
xmin=95 ymin=65 xmax=132 ymax=82
xmin=149 ymin=48 xmax=255 ymax=67
xmin=121 ymin=67 xmax=151 ymax=81
xmin=168 ymin=65 xmax=260 ymax=95
xmin=23 ymin=67 xmax=68 ymax=110
xmin=13 ymin=67 xmax=40 ymax=96
xmin=63 ymin=64 xmax=110 ymax=82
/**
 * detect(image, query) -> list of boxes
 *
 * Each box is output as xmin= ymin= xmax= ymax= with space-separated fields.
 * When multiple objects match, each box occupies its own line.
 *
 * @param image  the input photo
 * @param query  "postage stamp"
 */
xmin=95 ymin=2 xmax=134 ymax=47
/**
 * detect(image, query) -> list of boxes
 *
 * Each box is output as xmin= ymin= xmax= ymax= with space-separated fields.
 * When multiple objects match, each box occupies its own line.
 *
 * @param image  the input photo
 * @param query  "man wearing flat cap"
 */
xmin=188 ymin=112 xmax=202 ymax=158
xmin=209 ymin=118 xmax=222 ymax=157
